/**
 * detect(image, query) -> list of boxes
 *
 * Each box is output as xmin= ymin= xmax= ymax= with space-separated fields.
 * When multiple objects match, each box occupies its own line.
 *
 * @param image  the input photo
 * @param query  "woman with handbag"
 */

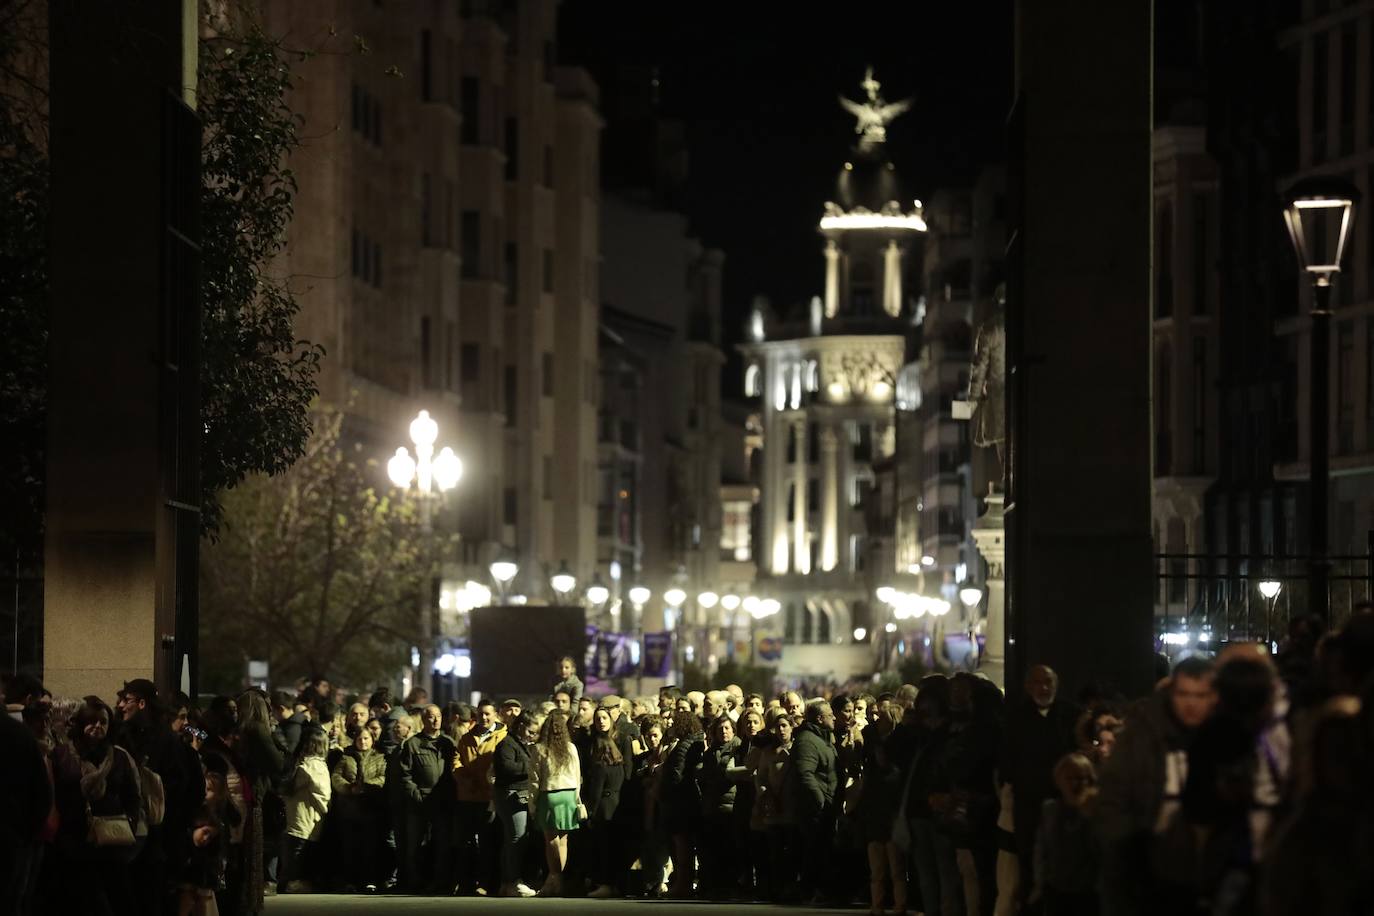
xmin=67 ymin=697 xmax=144 ymax=914
xmin=529 ymin=710 xmax=582 ymax=897
xmin=493 ymin=712 xmax=540 ymax=898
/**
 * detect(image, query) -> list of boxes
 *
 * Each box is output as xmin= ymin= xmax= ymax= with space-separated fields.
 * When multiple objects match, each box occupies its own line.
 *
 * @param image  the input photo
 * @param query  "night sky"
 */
xmin=559 ymin=2 xmax=1015 ymax=340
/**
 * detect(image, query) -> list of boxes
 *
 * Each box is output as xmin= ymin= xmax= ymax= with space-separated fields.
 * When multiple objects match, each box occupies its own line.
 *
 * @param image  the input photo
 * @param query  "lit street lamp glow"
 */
xmin=490 ymin=559 xmax=518 ymax=585
xmin=1257 ymin=580 xmax=1282 ymax=600
xmin=959 ymin=586 xmax=983 ymax=608
xmin=720 ymin=593 xmax=741 ymax=611
xmin=664 ymin=587 xmax=687 ymax=608
xmin=550 ymin=561 xmax=577 ymax=599
xmin=388 ymin=410 xmax=463 ymax=494
xmin=853 ymin=627 xmax=867 ymax=641
xmin=698 ymin=591 xmax=720 ymax=609
xmin=628 ymin=585 xmax=651 ymax=607
xmin=741 ymin=595 xmax=761 ymax=614
xmin=586 ymin=574 xmax=610 ymax=607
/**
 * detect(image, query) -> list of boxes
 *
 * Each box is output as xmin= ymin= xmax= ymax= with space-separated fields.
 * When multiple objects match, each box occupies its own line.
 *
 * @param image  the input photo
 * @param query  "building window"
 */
xmin=720 ymin=499 xmax=751 ymax=562
xmin=852 ymin=422 xmax=872 ymax=462
xmin=504 ymin=365 xmax=517 ymax=427
xmin=785 ymin=603 xmax=798 ymax=643
xmin=504 ymin=117 xmax=519 ymax=180
xmin=1314 ymin=30 xmax=1329 ymax=162
xmin=1191 ymin=193 xmax=1208 ymax=315
xmin=420 ymin=316 xmax=433 ymax=388
xmin=1366 ymin=320 xmax=1374 ymax=447
xmin=1191 ymin=337 xmax=1206 ymax=473
xmin=1155 ymin=200 xmax=1173 ymax=318
xmin=461 ymin=211 xmax=481 ymax=279
xmin=351 ymin=82 xmax=382 ymax=146
xmin=543 ymin=248 xmax=554 ymax=293
xmin=786 ymin=483 xmax=795 ymax=522
xmin=1338 ymin=321 xmax=1354 ymax=454
xmin=801 ymin=605 xmax=813 ymax=643
xmin=445 ymin=321 xmax=457 ymax=392
xmin=503 ymin=242 xmax=517 ymax=305
xmin=420 ymin=172 xmax=433 ymax=246
xmin=1340 ymin=24 xmax=1356 ymax=155
xmin=544 ymin=145 xmax=554 ymax=187
xmin=542 ymin=351 xmax=554 ymax=397
xmin=807 ymin=423 xmax=819 ymax=463
xmin=461 ymin=76 xmax=480 ymax=144
xmin=420 ymin=30 xmax=432 ymax=101
xmin=503 ymin=487 xmax=517 ymax=526
xmin=461 ymin=342 xmax=479 ymax=383
xmin=1156 ymin=344 xmax=1172 ymax=475
xmin=817 ymin=608 xmax=831 ymax=643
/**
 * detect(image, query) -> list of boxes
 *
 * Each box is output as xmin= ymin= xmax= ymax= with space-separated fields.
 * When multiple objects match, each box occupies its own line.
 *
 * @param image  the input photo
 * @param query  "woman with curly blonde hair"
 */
xmin=529 ymin=710 xmax=581 ymax=897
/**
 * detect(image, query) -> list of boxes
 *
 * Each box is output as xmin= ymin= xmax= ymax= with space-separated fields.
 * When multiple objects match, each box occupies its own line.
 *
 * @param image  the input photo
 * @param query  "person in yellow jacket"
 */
xmin=452 ymin=701 xmax=507 ymax=895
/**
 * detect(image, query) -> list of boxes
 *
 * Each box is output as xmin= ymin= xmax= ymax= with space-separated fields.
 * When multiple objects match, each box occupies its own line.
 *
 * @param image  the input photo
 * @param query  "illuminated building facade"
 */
xmin=739 ymin=71 xmax=924 ymax=679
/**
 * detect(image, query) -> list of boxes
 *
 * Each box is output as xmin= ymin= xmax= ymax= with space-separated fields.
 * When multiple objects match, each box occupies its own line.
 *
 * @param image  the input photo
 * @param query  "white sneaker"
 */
xmin=587 ymin=884 xmax=615 ymax=899
xmin=514 ymin=883 xmax=537 ymax=898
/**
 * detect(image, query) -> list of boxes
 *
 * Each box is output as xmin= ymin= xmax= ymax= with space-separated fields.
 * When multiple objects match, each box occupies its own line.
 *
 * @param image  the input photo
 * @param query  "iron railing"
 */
xmin=1154 ymin=532 xmax=1374 ymax=652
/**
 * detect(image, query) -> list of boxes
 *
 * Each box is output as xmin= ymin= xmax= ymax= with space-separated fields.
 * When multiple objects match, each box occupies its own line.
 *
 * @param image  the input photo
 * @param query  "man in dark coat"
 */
xmin=790 ymin=698 xmax=839 ymax=904
xmin=393 ymin=704 xmax=455 ymax=893
xmin=1000 ymin=664 xmax=1077 ymax=907
xmin=1096 ymin=656 xmax=1217 ymax=916
xmin=0 ymin=682 xmax=51 ymax=915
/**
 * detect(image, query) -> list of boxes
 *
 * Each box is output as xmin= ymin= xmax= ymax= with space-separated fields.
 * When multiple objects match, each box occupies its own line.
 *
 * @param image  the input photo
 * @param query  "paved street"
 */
xmin=266 ymin=895 xmax=858 ymax=914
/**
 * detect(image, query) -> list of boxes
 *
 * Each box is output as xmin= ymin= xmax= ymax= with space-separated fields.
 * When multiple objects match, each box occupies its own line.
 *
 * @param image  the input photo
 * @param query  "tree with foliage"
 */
xmin=197 ymin=24 xmax=323 ymax=534
xmin=200 ymin=407 xmax=453 ymax=691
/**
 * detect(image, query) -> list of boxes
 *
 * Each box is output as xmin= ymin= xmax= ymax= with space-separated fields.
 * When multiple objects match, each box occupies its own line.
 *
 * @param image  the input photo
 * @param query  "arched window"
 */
xmin=785 ymin=602 xmax=798 ymax=643
xmin=801 ymin=604 xmax=814 ymax=643
xmin=805 ymin=359 xmax=820 ymax=392
xmin=744 ymin=363 xmax=761 ymax=397
xmin=817 ymin=607 xmax=831 ymax=643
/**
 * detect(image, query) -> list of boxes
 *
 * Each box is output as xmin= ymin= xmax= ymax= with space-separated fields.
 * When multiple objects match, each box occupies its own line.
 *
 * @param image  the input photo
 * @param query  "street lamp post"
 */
xmin=1258 ymin=579 xmax=1282 ymax=646
xmin=388 ymin=410 xmax=463 ymax=694
xmin=1283 ymin=178 xmax=1360 ymax=625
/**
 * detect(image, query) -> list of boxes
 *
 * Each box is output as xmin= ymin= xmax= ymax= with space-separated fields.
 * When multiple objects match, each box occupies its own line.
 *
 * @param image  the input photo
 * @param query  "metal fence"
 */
xmin=1154 ymin=534 xmax=1374 ymax=652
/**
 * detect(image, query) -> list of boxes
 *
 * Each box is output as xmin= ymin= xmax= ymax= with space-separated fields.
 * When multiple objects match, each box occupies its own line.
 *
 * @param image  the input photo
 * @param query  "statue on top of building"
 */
xmin=967 ymin=284 xmax=1007 ymax=484
xmin=839 ymin=67 xmax=912 ymax=151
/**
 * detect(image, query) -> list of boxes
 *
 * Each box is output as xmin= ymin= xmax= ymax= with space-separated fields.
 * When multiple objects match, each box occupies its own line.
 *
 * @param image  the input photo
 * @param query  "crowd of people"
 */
xmin=3 ymin=608 xmax=1374 ymax=916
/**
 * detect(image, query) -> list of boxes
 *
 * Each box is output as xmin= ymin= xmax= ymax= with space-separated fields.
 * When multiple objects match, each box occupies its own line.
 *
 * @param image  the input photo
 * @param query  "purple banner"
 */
xmin=598 ymin=632 xmax=637 ymax=679
xmin=642 ymin=631 xmax=673 ymax=678
xmin=584 ymin=625 xmax=602 ymax=679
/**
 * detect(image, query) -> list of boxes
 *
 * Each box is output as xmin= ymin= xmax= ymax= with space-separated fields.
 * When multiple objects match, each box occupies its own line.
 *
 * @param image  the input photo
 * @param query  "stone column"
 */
xmin=971 ymin=495 xmax=1006 ymax=687
xmin=792 ymin=419 xmax=809 ymax=574
xmin=824 ymin=241 xmax=840 ymax=317
xmin=820 ymin=425 xmax=839 ymax=571
xmin=1007 ymin=0 xmax=1153 ymax=699
xmin=883 ymin=240 xmax=903 ymax=317
xmin=768 ymin=407 xmax=790 ymax=575
xmin=46 ymin=0 xmax=201 ymax=700
xmin=837 ymin=419 xmax=852 ymax=571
